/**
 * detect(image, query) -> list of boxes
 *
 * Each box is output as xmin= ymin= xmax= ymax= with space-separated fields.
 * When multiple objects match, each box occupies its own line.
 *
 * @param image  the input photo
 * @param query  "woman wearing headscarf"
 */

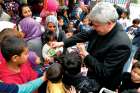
xmin=19 ymin=17 xmax=43 ymax=58
xmin=42 ymin=15 xmax=66 ymax=45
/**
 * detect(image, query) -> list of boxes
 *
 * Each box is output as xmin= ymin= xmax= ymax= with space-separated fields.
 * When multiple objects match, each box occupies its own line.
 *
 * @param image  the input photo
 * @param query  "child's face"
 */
xmin=22 ymin=6 xmax=32 ymax=18
xmin=14 ymin=48 xmax=29 ymax=65
xmin=131 ymin=67 xmax=140 ymax=83
xmin=68 ymin=22 xmax=74 ymax=28
xmin=121 ymin=12 xmax=127 ymax=18
xmin=83 ymin=18 xmax=89 ymax=25
xmin=58 ymin=19 xmax=64 ymax=26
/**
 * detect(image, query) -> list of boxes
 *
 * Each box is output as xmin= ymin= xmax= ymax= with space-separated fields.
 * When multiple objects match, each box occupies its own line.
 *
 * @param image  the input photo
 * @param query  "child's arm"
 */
xmin=18 ymin=76 xmax=46 ymax=93
xmin=0 ymin=75 xmax=46 ymax=93
xmin=42 ymin=44 xmax=50 ymax=61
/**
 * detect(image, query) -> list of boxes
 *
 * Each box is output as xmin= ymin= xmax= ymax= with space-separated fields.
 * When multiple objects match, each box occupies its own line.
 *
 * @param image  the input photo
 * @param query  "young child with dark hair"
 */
xmin=0 ymin=36 xmax=38 ymax=85
xmin=79 ymin=17 xmax=92 ymax=32
xmin=46 ymin=63 xmax=66 ymax=93
xmin=42 ymin=31 xmax=63 ymax=64
xmin=62 ymin=52 xmax=100 ymax=93
xmin=119 ymin=62 xmax=140 ymax=93
xmin=126 ymin=18 xmax=140 ymax=41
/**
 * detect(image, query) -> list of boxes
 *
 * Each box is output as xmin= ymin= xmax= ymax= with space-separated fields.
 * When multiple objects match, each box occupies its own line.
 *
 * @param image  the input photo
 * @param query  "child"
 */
xmin=62 ymin=52 xmax=100 ymax=93
xmin=117 ymin=8 xmax=131 ymax=31
xmin=0 ymin=36 xmax=38 ymax=84
xmin=42 ymin=31 xmax=63 ymax=64
xmin=46 ymin=63 xmax=66 ymax=93
xmin=66 ymin=21 xmax=76 ymax=34
xmin=79 ymin=17 xmax=92 ymax=32
xmin=126 ymin=18 xmax=140 ymax=40
xmin=57 ymin=16 xmax=64 ymax=31
xmin=119 ymin=62 xmax=140 ymax=93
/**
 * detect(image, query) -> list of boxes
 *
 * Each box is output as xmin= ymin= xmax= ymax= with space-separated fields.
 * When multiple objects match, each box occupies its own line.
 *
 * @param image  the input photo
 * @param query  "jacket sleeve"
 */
xmin=64 ymin=31 xmax=92 ymax=48
xmin=84 ymin=45 xmax=131 ymax=81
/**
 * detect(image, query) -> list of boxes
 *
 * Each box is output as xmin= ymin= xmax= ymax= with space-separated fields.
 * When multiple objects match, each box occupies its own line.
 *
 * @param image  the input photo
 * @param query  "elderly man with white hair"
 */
xmin=51 ymin=2 xmax=131 ymax=91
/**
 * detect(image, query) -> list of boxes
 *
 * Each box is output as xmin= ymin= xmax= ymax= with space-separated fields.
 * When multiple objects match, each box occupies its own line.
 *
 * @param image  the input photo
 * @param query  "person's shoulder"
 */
xmin=43 ymin=43 xmax=50 ymax=48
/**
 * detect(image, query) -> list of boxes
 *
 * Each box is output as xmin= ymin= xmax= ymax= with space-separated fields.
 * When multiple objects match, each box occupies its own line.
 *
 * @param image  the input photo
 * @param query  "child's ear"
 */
xmin=11 ymin=55 xmax=18 ymax=62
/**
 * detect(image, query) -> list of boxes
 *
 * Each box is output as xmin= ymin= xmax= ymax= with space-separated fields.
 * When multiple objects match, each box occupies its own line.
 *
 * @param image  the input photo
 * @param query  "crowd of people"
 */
xmin=0 ymin=0 xmax=140 ymax=93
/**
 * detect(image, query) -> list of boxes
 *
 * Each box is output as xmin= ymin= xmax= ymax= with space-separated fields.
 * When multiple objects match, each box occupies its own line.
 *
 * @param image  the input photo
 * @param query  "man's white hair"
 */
xmin=88 ymin=2 xmax=118 ymax=24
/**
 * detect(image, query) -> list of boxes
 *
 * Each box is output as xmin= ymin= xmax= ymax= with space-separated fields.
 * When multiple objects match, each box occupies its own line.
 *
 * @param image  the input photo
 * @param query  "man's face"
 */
xmin=91 ymin=21 xmax=111 ymax=35
xmin=131 ymin=67 xmax=140 ymax=83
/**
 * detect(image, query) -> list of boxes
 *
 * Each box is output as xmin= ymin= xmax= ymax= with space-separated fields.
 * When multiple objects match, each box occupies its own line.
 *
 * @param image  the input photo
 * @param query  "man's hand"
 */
xmin=50 ymin=42 xmax=64 ymax=48
xmin=77 ymin=43 xmax=89 ymax=58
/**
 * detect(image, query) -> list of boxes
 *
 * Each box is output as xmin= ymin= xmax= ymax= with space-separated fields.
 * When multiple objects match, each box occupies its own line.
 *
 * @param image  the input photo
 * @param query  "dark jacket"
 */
xmin=63 ymin=23 xmax=131 ymax=90
xmin=57 ymin=30 xmax=66 ymax=42
xmin=132 ymin=27 xmax=140 ymax=47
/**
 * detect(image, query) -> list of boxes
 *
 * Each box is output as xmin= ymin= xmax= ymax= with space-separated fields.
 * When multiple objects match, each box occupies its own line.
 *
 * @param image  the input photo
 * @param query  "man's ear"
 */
xmin=107 ymin=21 xmax=114 ymax=28
xmin=11 ymin=55 xmax=18 ymax=62
xmin=107 ymin=21 xmax=113 ymax=25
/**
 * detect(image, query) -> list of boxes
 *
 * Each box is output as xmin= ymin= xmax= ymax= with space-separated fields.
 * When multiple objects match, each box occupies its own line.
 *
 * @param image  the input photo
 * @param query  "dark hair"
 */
xmin=132 ymin=62 xmax=140 ymax=70
xmin=57 ymin=16 xmax=63 ymax=21
xmin=46 ymin=63 xmax=63 ymax=83
xmin=41 ymin=30 xmax=57 ymax=45
xmin=132 ymin=18 xmax=140 ymax=24
xmin=62 ymin=52 xmax=82 ymax=75
xmin=0 ymin=28 xmax=22 ymax=47
xmin=1 ymin=36 xmax=27 ymax=62
xmin=75 ymin=77 xmax=100 ymax=93
xmin=18 ymin=4 xmax=31 ymax=19
xmin=114 ymin=4 xmax=123 ymax=19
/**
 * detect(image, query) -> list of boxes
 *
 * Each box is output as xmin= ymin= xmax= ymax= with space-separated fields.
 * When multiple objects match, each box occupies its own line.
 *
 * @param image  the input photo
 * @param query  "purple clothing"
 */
xmin=28 ymin=51 xmax=38 ymax=67
xmin=19 ymin=17 xmax=42 ymax=41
